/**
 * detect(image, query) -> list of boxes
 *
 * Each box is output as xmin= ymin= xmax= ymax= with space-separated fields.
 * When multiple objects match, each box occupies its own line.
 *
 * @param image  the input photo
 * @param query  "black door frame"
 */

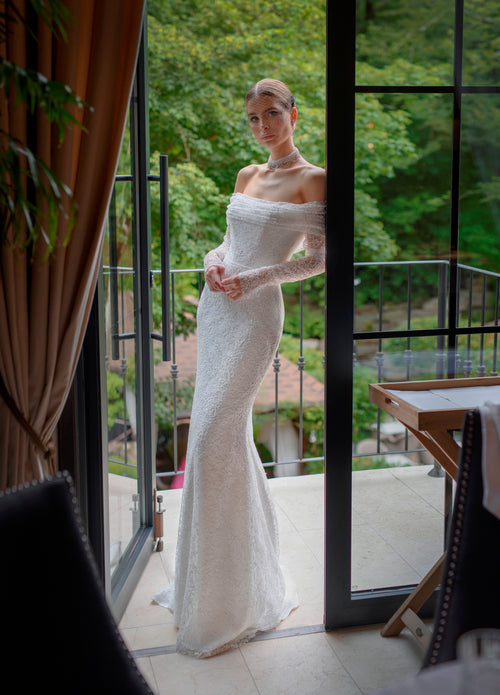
xmin=110 ymin=18 xmax=156 ymax=620
xmin=324 ymin=0 xmax=410 ymax=629
xmin=61 ymin=14 xmax=156 ymax=621
xmin=324 ymin=0 xmax=500 ymax=628
xmin=63 ymin=0 xmax=500 ymax=629
xmin=325 ymin=0 xmax=440 ymax=631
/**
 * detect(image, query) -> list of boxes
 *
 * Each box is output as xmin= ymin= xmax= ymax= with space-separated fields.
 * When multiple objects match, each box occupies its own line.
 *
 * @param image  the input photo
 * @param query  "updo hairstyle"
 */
xmin=245 ymin=79 xmax=296 ymax=111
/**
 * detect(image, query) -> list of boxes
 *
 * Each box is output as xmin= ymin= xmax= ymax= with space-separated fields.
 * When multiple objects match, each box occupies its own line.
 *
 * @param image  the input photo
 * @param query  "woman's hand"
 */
xmin=205 ymin=265 xmax=226 ymax=292
xmin=221 ymin=274 xmax=243 ymax=300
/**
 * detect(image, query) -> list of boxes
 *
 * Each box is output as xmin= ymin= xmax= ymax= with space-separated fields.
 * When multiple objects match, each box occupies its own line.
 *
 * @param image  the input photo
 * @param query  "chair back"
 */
xmin=0 ymin=473 xmax=154 ymax=694
xmin=424 ymin=409 xmax=500 ymax=667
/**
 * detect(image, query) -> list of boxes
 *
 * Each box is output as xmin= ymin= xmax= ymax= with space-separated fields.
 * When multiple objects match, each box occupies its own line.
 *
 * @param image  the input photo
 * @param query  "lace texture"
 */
xmin=205 ymin=193 xmax=326 ymax=294
xmin=203 ymin=231 xmax=230 ymax=273
xmin=153 ymin=192 xmax=325 ymax=658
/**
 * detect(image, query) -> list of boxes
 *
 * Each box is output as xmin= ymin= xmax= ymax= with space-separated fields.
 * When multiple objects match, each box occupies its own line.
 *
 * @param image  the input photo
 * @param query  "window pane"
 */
xmin=463 ymin=2 xmax=500 ymax=86
xmin=102 ymin=176 xmax=142 ymax=577
xmin=459 ymin=94 xmax=500 ymax=273
xmin=457 ymin=94 xmax=500 ymax=378
xmin=356 ymin=1 xmax=454 ymax=86
xmin=351 ymin=339 xmax=446 ymax=592
xmin=355 ymin=93 xmax=453 ymax=266
xmin=353 ymin=88 xmax=453 ymax=591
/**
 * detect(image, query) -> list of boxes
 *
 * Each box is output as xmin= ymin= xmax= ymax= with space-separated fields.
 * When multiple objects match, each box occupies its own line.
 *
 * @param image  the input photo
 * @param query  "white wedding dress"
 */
xmin=153 ymin=192 xmax=325 ymax=657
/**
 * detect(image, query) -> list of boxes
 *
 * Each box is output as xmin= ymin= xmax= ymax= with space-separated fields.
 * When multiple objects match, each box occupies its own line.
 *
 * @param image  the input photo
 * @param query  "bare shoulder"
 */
xmin=234 ymin=164 xmax=261 ymax=193
xmin=300 ymin=163 xmax=326 ymax=203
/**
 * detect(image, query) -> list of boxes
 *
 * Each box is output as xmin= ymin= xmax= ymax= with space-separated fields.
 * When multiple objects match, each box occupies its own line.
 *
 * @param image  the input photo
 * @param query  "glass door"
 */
xmin=325 ymin=0 xmax=500 ymax=628
xmin=101 ymin=26 xmax=159 ymax=618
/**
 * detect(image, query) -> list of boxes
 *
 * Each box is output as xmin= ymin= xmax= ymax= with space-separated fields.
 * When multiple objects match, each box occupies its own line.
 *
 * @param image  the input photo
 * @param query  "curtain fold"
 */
xmin=0 ymin=0 xmax=146 ymax=488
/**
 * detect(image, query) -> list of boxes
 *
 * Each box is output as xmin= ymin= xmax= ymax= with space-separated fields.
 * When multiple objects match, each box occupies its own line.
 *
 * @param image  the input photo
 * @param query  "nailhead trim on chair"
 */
xmin=428 ymin=412 xmax=474 ymax=665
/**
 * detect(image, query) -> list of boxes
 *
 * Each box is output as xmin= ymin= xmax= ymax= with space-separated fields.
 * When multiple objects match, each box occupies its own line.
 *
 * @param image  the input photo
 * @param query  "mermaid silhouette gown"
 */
xmin=152 ymin=192 xmax=326 ymax=657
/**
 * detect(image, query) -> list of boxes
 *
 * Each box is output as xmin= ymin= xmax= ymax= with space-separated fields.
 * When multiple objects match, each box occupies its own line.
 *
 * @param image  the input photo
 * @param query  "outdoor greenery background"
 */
xmin=105 ymin=0 xmax=500 ymax=475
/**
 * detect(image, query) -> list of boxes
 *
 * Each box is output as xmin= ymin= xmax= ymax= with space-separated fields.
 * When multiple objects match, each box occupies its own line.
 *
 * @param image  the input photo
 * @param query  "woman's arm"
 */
xmin=219 ymin=165 xmax=326 ymax=299
xmin=240 ymin=230 xmax=325 ymax=293
xmin=221 ymin=227 xmax=325 ymax=297
xmin=204 ymin=228 xmax=230 ymax=292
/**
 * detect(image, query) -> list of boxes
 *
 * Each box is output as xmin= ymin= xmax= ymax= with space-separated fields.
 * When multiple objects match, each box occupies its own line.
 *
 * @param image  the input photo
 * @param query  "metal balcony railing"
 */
xmin=102 ymin=255 xmax=500 ymax=480
xmin=353 ymin=259 xmax=500 ymax=464
xmin=102 ymin=260 xmax=324 ymax=482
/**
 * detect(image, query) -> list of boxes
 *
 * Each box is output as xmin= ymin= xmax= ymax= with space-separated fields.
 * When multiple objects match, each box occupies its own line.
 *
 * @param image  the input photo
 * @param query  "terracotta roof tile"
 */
xmin=153 ymin=330 xmax=324 ymax=410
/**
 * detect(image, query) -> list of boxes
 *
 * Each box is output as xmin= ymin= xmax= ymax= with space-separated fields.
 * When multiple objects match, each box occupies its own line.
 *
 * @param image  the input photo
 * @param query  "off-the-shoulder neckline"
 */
xmin=231 ymin=192 xmax=326 ymax=207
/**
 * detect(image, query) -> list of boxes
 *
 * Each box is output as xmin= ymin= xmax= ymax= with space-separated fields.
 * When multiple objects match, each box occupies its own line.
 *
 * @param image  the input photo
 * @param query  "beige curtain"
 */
xmin=0 ymin=0 xmax=146 ymax=488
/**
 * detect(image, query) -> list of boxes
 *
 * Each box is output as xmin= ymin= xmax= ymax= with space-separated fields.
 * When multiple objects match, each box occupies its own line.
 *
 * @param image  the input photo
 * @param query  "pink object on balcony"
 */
xmin=171 ymin=456 xmax=186 ymax=489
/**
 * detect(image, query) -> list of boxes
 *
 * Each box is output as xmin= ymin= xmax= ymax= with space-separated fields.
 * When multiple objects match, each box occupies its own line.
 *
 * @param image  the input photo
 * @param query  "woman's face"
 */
xmin=246 ymin=94 xmax=296 ymax=149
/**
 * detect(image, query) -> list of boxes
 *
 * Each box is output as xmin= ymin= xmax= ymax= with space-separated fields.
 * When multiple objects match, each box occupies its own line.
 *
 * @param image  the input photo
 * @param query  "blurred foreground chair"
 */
xmin=0 ymin=472 xmax=154 ymax=694
xmin=423 ymin=408 xmax=500 ymax=667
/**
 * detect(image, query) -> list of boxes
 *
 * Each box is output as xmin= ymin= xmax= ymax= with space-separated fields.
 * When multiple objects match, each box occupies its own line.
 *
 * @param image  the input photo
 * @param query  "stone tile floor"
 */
xmin=118 ymin=467 xmax=445 ymax=694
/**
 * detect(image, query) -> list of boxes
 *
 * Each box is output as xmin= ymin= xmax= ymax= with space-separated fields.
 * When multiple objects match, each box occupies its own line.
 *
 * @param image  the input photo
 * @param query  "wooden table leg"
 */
xmin=381 ymin=552 xmax=446 ymax=647
xmin=406 ymin=425 xmax=459 ymax=480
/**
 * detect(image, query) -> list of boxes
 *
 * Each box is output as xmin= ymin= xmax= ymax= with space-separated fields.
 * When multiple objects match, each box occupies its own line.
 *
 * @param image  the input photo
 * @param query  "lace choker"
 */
xmin=267 ymin=147 xmax=300 ymax=171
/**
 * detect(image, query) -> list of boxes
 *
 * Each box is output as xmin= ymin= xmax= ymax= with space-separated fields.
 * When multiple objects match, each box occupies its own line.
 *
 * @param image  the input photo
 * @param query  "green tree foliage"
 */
xmin=146 ymin=0 xmax=330 ymax=338
xmin=147 ymin=0 xmax=326 ymax=188
xmin=352 ymin=363 xmax=379 ymax=442
xmin=146 ymin=0 xmax=422 ymax=264
xmin=356 ymin=0 xmax=500 ymax=276
xmin=146 ymin=0 xmax=423 ymax=335
xmin=107 ymin=371 xmax=126 ymax=430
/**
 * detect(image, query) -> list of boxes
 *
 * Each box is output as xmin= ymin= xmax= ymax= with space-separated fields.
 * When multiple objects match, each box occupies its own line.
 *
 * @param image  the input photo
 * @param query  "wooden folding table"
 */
xmin=368 ymin=376 xmax=500 ymax=648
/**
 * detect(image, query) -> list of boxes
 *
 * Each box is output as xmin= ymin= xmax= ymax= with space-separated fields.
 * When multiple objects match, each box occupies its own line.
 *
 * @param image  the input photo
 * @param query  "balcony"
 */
xmin=104 ymin=256 xmax=499 ymax=692
xmin=115 ymin=465 xmax=443 ymax=694
xmin=105 ymin=258 xmax=500 ymax=497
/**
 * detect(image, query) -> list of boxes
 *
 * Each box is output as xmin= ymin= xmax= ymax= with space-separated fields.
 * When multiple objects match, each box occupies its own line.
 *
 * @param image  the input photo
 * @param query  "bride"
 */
xmin=153 ymin=78 xmax=326 ymax=658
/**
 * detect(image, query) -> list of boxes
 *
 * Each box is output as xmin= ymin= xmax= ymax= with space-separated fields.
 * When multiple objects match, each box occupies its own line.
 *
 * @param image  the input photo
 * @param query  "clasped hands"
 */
xmin=205 ymin=265 xmax=243 ymax=300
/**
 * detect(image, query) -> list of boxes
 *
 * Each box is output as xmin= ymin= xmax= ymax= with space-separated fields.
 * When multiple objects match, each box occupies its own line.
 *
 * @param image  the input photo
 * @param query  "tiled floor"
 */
xmin=118 ymin=467 xmax=445 ymax=694
xmin=129 ymin=627 xmax=425 ymax=695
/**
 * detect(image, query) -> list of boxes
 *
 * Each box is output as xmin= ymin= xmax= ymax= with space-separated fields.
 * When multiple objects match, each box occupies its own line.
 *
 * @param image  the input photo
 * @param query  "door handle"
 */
xmin=151 ymin=154 xmax=171 ymax=361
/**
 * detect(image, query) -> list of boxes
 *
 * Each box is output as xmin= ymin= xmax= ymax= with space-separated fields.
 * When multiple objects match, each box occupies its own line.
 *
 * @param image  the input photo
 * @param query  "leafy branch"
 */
xmin=1 ymin=60 xmax=85 ymax=138
xmin=0 ymin=0 xmax=86 ymax=256
xmin=0 ymin=131 xmax=76 ymax=255
xmin=0 ymin=0 xmax=72 ymax=44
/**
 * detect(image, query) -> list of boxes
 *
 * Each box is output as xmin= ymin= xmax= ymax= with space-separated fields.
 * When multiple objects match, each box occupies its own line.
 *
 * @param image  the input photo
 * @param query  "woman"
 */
xmin=153 ymin=79 xmax=326 ymax=658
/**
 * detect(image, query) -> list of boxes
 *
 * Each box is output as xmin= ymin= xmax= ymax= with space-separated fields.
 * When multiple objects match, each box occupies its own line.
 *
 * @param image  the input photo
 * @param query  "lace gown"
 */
xmin=153 ymin=192 xmax=326 ymax=657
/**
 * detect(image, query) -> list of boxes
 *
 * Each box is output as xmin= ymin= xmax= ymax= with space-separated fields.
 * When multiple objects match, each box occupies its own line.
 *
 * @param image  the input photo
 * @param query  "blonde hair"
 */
xmin=245 ymin=79 xmax=296 ymax=111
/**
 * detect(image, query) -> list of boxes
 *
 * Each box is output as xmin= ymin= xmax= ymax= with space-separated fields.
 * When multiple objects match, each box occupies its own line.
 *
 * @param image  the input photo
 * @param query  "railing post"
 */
xmin=436 ymin=262 xmax=447 ymax=379
xmin=492 ymin=278 xmax=499 ymax=376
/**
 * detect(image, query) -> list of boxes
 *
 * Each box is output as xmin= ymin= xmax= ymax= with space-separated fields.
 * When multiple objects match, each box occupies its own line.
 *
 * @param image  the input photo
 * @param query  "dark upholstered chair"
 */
xmin=0 ymin=472 xmax=154 ymax=694
xmin=423 ymin=408 xmax=500 ymax=667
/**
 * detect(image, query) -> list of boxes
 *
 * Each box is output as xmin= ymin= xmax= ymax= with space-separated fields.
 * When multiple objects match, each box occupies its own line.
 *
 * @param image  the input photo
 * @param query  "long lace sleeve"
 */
xmin=204 ymin=228 xmax=230 ymax=272
xmin=238 ymin=228 xmax=325 ymax=294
